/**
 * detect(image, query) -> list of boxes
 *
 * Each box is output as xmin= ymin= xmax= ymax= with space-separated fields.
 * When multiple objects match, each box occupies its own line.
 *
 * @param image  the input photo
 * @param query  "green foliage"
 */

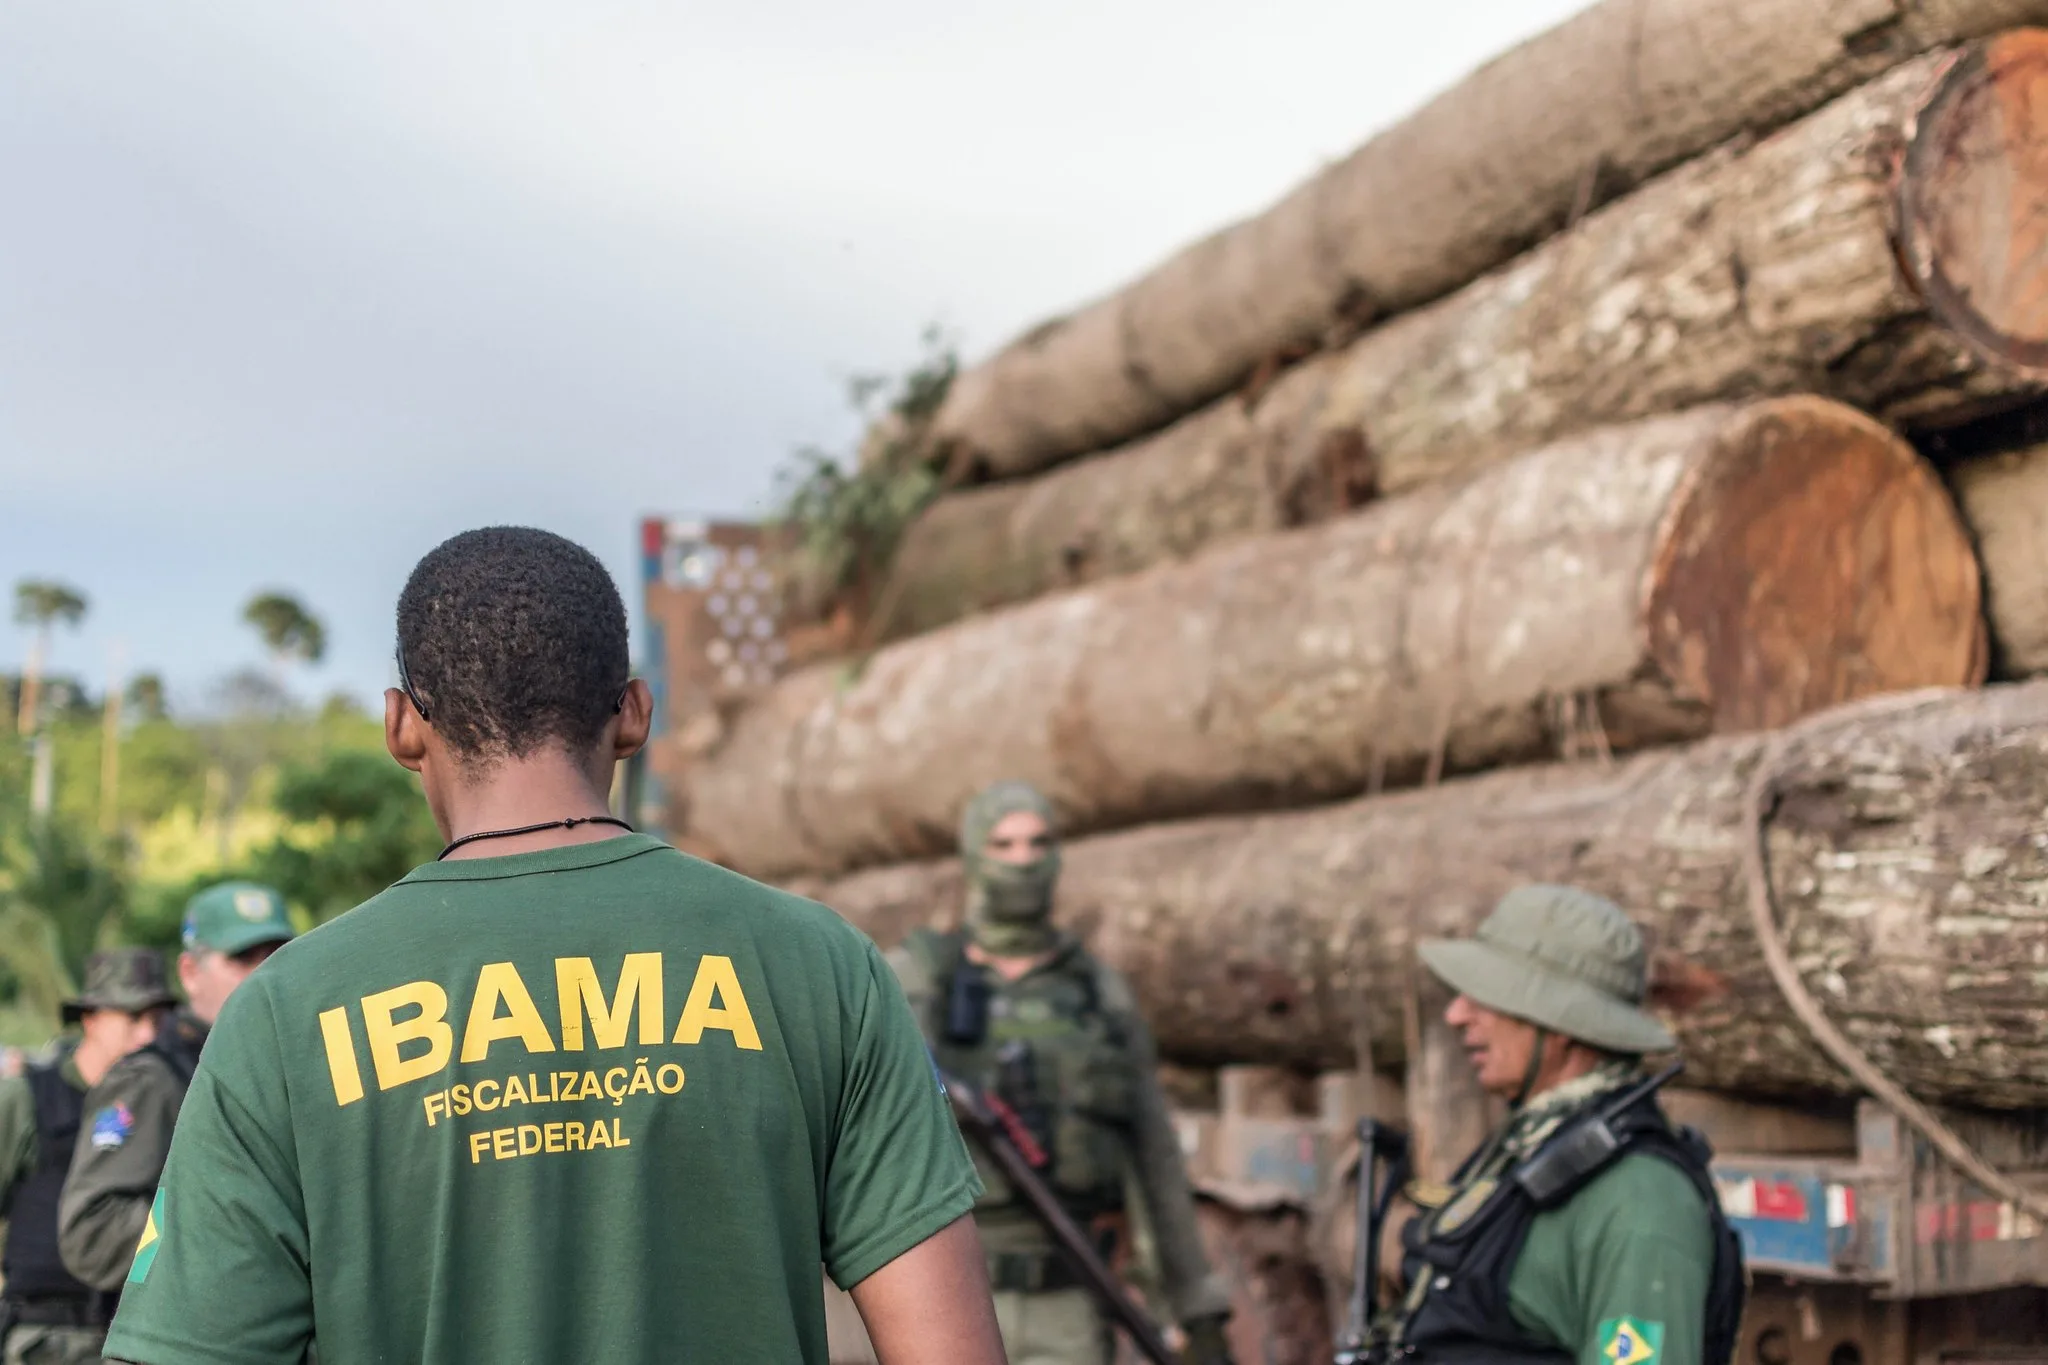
xmin=242 ymin=591 xmax=327 ymax=666
xmin=12 ymin=580 xmax=88 ymax=631
xmin=240 ymin=750 xmax=441 ymax=922
xmin=126 ymin=673 xmax=168 ymax=720
xmin=770 ymin=325 xmax=958 ymax=622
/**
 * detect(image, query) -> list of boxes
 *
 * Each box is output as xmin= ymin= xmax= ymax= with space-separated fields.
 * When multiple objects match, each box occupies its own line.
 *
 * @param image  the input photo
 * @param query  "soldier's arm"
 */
xmin=57 ymin=1056 xmax=181 ymax=1290
xmin=0 ymin=1074 xmax=39 ymax=1218
xmin=1551 ymin=1155 xmax=1713 ymax=1365
xmin=1103 ymin=970 xmax=1235 ymax=1326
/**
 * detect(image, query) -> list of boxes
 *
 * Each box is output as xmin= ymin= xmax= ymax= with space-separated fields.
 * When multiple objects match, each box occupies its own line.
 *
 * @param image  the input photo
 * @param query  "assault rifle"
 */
xmin=1332 ymin=1117 xmax=1411 ymax=1365
xmin=935 ymin=1063 xmax=1182 ymax=1365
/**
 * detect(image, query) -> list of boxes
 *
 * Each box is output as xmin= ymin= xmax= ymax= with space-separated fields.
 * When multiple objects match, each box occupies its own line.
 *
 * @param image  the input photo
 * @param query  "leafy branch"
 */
xmin=770 ymin=325 xmax=958 ymax=625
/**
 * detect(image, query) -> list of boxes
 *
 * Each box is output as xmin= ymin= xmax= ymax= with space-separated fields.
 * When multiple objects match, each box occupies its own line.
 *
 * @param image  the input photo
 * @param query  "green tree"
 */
xmin=126 ymin=673 xmax=169 ymax=721
xmin=242 ymin=591 xmax=327 ymax=679
xmin=13 ymin=580 xmax=88 ymax=735
xmin=243 ymin=750 xmax=439 ymax=921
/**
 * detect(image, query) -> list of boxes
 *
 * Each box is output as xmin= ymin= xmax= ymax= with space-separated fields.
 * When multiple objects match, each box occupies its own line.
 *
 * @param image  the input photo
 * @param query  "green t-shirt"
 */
xmin=103 ymin=835 xmax=983 ymax=1365
xmin=1507 ymin=1152 xmax=1713 ymax=1365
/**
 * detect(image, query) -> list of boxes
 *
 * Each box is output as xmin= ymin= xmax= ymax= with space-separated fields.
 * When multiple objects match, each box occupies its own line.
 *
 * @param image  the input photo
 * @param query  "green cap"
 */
xmin=1417 ymin=884 xmax=1675 ymax=1055
xmin=181 ymin=881 xmax=297 ymax=957
xmin=62 ymin=948 xmax=178 ymax=1023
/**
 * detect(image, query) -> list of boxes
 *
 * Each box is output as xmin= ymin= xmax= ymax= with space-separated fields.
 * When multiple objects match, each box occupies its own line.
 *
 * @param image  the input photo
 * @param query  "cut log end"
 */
xmin=1644 ymin=397 xmax=1985 ymax=732
xmin=1900 ymin=28 xmax=2048 ymax=376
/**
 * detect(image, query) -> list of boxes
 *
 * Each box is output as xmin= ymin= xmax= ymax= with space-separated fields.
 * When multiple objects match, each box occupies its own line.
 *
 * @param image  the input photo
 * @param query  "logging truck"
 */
xmin=630 ymin=515 xmax=2048 ymax=1365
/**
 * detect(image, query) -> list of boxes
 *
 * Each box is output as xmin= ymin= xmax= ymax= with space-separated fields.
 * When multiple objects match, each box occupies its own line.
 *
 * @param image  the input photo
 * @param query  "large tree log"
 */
xmin=918 ymin=2 xmax=2048 ymax=486
xmin=868 ymin=35 xmax=2048 ymax=645
xmin=1953 ymin=438 xmax=2048 ymax=676
xmin=794 ymin=683 xmax=2048 ymax=1110
xmin=681 ymin=398 xmax=1985 ymax=878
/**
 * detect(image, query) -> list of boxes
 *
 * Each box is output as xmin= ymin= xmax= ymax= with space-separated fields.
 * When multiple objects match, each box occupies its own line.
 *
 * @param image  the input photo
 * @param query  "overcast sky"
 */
xmin=1 ymin=0 xmax=1588 ymax=709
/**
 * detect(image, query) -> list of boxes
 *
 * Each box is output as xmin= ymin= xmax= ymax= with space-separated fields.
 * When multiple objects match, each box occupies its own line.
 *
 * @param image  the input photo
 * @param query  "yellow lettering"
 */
xmin=556 ymin=954 xmax=665 ymax=1050
xmin=474 ymin=1079 xmax=501 ymax=1112
xmin=361 ymin=981 xmax=454 ymax=1091
xmin=422 ymin=1091 xmax=449 ymax=1128
xmin=544 ymin=1122 xmax=565 ymax=1153
xmin=504 ymin=1074 xmax=530 ymax=1105
xmin=526 ymin=1073 xmax=550 ymax=1105
xmin=588 ymin=1120 xmax=613 ymax=1150
xmin=517 ymin=1124 xmax=542 ymax=1156
xmin=452 ymin=1084 xmax=473 ymax=1117
xmin=469 ymin=1131 xmax=491 ymax=1164
xmin=672 ymin=955 xmax=762 ymax=1050
xmin=612 ymin=1117 xmax=630 ymax=1148
xmin=492 ymin=1128 xmax=515 ymax=1160
xmin=319 ymin=1007 xmax=365 ymax=1106
xmin=566 ymin=1121 xmax=586 ymax=1151
xmin=460 ymin=963 xmax=557 ymax=1064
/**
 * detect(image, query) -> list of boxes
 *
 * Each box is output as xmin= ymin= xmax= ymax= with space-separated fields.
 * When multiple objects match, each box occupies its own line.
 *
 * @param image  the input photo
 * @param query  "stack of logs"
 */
xmin=674 ymin=7 xmax=2048 ymax=1359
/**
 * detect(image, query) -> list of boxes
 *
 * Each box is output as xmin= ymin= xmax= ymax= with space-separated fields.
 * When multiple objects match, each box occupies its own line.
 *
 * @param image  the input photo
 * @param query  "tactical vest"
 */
xmin=2 ymin=1061 xmax=115 ymax=1315
xmin=905 ymin=929 xmax=1139 ymax=1217
xmin=1391 ymin=1089 xmax=1745 ymax=1365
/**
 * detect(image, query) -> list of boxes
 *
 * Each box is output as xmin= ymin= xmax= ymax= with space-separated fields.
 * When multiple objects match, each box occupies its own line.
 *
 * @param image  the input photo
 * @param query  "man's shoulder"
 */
xmin=91 ymin=1046 xmax=185 ymax=1104
xmin=1556 ymin=1150 xmax=1711 ymax=1242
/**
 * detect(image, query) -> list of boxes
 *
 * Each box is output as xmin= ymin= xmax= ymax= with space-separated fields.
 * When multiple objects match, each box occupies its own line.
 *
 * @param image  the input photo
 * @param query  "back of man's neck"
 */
xmin=439 ymin=755 xmax=622 ymax=861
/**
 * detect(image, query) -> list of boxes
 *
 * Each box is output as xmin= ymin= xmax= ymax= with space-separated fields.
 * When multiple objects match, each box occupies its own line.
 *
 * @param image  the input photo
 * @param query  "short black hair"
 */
xmin=396 ymin=526 xmax=628 ymax=763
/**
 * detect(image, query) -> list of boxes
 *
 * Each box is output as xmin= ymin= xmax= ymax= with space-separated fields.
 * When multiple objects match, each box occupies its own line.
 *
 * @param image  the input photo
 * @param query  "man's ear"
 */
xmin=385 ymin=688 xmax=427 ymax=773
xmin=612 ymin=679 xmax=654 ymax=760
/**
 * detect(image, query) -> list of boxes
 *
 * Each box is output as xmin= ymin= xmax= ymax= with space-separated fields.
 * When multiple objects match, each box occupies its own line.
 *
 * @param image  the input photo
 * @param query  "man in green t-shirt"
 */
xmin=1372 ymin=885 xmax=1744 ymax=1365
xmin=102 ymin=526 xmax=1004 ymax=1365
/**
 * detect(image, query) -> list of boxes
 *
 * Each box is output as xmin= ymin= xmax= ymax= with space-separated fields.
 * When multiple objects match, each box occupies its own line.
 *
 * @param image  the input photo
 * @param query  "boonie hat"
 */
xmin=1417 ymin=883 xmax=1675 ymax=1054
xmin=62 ymin=947 xmax=178 ymax=1024
xmin=181 ymin=881 xmax=297 ymax=957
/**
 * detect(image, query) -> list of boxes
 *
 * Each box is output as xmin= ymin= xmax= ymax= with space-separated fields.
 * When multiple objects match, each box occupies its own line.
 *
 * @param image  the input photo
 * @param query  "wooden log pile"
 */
xmin=792 ymin=683 xmax=2048 ymax=1109
xmin=913 ymin=0 xmax=2048 ymax=487
xmin=666 ymin=17 xmax=2048 ymax=1124
xmin=870 ymin=31 xmax=2048 ymax=642
xmin=686 ymin=398 xmax=1983 ymax=877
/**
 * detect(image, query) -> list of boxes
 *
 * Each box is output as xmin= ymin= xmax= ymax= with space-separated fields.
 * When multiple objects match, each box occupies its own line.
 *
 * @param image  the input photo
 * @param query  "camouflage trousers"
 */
xmin=2 ymin=1324 xmax=106 ymax=1365
xmin=992 ymin=1287 xmax=1114 ymax=1365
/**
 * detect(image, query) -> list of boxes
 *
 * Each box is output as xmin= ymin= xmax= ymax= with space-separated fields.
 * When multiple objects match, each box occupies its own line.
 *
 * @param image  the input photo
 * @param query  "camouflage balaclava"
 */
xmin=960 ymin=780 xmax=1062 ymax=957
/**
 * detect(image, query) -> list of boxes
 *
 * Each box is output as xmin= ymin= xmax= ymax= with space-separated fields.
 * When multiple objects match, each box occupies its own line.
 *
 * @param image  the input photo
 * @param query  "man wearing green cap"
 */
xmin=1372 ymin=884 xmax=1744 ymax=1365
xmin=0 ymin=948 xmax=174 ymax=1364
xmin=56 ymin=882 xmax=296 ymax=1292
xmin=891 ymin=780 xmax=1237 ymax=1365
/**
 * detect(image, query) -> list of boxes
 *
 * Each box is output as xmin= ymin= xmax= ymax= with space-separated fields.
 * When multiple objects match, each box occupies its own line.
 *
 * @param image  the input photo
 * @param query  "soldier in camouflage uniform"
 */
xmin=57 ymin=882 xmax=296 ymax=1294
xmin=0 ymin=949 xmax=174 ymax=1365
xmin=889 ymin=781 xmax=1236 ymax=1365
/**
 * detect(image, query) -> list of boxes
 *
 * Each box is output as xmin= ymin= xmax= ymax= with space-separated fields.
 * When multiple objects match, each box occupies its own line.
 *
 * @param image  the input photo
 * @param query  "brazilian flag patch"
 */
xmin=128 ymin=1188 xmax=165 ymax=1285
xmin=1597 ymin=1317 xmax=1664 ymax=1365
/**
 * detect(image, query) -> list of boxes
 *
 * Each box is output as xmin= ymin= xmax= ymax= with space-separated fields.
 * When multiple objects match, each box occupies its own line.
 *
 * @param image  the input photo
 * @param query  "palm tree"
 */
xmin=13 ymin=580 xmax=88 ymax=736
xmin=242 ymin=591 xmax=327 ymax=684
xmin=125 ymin=673 xmax=168 ymax=721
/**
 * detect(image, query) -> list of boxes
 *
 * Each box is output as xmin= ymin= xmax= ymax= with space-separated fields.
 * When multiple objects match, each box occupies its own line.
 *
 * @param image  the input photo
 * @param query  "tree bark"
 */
xmin=867 ymin=37 xmax=2048 ymax=644
xmin=871 ymin=359 xmax=1354 ymax=644
xmin=1952 ymin=438 xmax=2048 ymax=676
xmin=679 ymin=398 xmax=1985 ymax=878
xmin=918 ymin=3 xmax=2048 ymax=486
xmin=795 ymin=682 xmax=2048 ymax=1110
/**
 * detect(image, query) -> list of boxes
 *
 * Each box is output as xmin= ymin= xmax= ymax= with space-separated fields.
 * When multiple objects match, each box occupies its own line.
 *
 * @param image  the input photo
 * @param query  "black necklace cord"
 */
xmin=437 ymin=815 xmax=635 ymax=861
